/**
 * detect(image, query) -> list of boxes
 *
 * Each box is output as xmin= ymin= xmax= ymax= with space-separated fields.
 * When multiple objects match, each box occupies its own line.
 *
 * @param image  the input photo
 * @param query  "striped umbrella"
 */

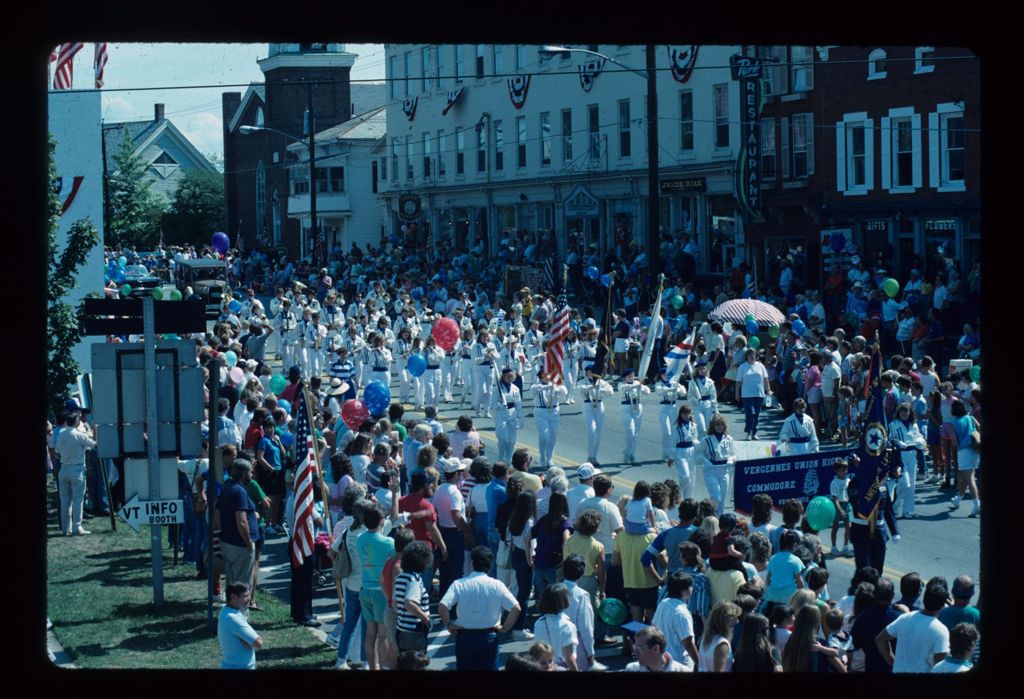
xmin=708 ymin=299 xmax=786 ymax=327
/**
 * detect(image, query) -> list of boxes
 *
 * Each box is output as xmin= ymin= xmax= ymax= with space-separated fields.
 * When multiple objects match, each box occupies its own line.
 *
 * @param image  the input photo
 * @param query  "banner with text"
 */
xmin=733 ymin=449 xmax=855 ymax=515
xmin=730 ymin=55 xmax=765 ymax=225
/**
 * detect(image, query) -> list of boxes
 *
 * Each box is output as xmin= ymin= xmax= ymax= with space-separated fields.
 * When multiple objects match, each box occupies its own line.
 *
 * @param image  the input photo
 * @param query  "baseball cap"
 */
xmin=441 ymin=457 xmax=468 ymax=474
xmin=577 ymin=463 xmax=601 ymax=480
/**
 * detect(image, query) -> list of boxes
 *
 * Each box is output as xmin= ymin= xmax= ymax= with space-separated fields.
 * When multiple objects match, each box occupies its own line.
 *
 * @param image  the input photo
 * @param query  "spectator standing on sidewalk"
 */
xmin=55 ymin=408 xmax=97 ymax=536
xmin=218 ymin=582 xmax=262 ymax=670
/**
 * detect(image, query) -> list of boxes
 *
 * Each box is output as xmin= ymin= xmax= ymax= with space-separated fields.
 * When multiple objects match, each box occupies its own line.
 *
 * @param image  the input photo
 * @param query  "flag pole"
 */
xmin=638 ymin=273 xmax=665 ymax=381
xmin=301 ymin=383 xmax=332 ymax=535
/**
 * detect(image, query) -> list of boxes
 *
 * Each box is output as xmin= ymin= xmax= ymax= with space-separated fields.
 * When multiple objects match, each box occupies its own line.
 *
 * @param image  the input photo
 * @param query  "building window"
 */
xmin=256 ymin=160 xmax=266 ymax=234
xmin=588 ymin=104 xmax=600 ymax=160
xmin=406 ymin=136 xmax=413 ymax=180
xmin=848 ymin=123 xmax=867 ymax=187
xmin=915 ymin=46 xmax=935 ymax=74
xmin=493 ymin=45 xmax=503 ymax=76
xmin=761 ymin=117 xmax=776 ymax=180
xmin=837 ymin=113 xmax=873 ymax=194
xmin=515 ymin=44 xmax=525 ymax=70
xmin=516 ymin=116 xmax=527 ymax=168
xmin=423 ymin=132 xmax=432 ymax=177
xmin=327 ymin=166 xmax=344 ymax=192
xmin=494 ymin=119 xmax=504 ymax=171
xmin=404 ymin=52 xmax=412 ymax=96
xmin=272 ymin=189 xmax=281 ymax=245
xmin=455 ymin=45 xmax=464 ymax=83
xmin=868 ymin=48 xmax=887 ymax=80
xmin=390 ymin=138 xmax=398 ymax=182
xmin=540 ymin=112 xmax=551 ymax=166
xmin=679 ymin=91 xmax=693 ymax=153
xmin=372 ymin=161 xmax=378 ymax=194
xmin=942 ymin=113 xmax=965 ymax=185
xmin=380 ymin=156 xmax=387 ymax=183
xmin=892 ymin=118 xmax=914 ymax=187
xmin=714 ymin=84 xmax=729 ymax=149
xmin=389 ymin=55 xmax=397 ymax=99
xmin=456 ymin=127 xmax=465 ymax=174
xmin=477 ymin=124 xmax=487 ymax=172
xmin=790 ymin=113 xmax=814 ymax=178
xmin=757 ymin=46 xmax=788 ymax=96
xmin=562 ymin=109 xmax=572 ymax=163
xmin=255 ymin=107 xmax=264 ymax=127
xmin=789 ymin=46 xmax=814 ymax=91
xmin=618 ymin=99 xmax=631 ymax=158
xmin=437 ymin=130 xmax=446 ymax=177
xmin=421 ymin=47 xmax=431 ymax=92
xmin=436 ymin=45 xmax=445 ymax=88
xmin=291 ymin=166 xmax=308 ymax=194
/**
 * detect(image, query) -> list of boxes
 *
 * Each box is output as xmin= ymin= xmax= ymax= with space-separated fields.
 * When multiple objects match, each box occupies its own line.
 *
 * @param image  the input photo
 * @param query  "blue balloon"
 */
xmin=792 ymin=319 xmax=806 ymax=337
xmin=600 ymin=273 xmax=613 ymax=288
xmin=229 ymin=299 xmax=242 ymax=313
xmin=114 ymin=270 xmax=126 ymax=284
xmin=642 ymin=316 xmax=651 ymax=328
xmin=410 ymin=288 xmax=423 ymax=300
xmin=363 ymin=380 xmax=392 ymax=417
xmin=746 ymin=319 xmax=758 ymax=334
xmin=278 ymin=399 xmax=291 ymax=415
xmin=585 ymin=265 xmax=599 ymax=281
xmin=407 ymin=353 xmax=427 ymax=377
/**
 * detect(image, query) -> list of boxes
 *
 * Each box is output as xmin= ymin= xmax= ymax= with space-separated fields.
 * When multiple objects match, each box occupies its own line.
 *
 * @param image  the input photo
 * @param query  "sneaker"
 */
xmin=951 ymin=495 xmax=961 ymax=509
xmin=334 ymin=660 xmax=350 ymax=670
xmin=74 ymin=528 xmax=91 ymax=535
xmin=830 ymin=546 xmax=841 ymax=557
xmin=843 ymin=544 xmax=854 ymax=556
xmin=590 ymin=660 xmax=608 ymax=672
xmin=511 ymin=629 xmax=535 ymax=641
xmin=324 ymin=634 xmax=339 ymax=649
xmin=970 ymin=501 xmax=980 ymax=517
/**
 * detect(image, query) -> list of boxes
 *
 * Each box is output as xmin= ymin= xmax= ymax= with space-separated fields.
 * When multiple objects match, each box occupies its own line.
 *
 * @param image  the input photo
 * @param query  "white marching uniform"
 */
xmin=358 ymin=345 xmax=373 ymax=388
xmin=580 ymin=340 xmax=597 ymax=375
xmin=441 ymin=347 xmax=457 ymax=402
xmin=779 ymin=413 xmax=820 ymax=455
xmin=531 ymin=381 xmax=569 ymax=468
xmin=298 ymin=319 xmax=320 ymax=377
xmin=493 ymin=380 xmax=523 ymax=464
xmin=562 ymin=340 xmax=580 ymax=402
xmin=673 ymin=420 xmax=699 ymax=500
xmin=422 ymin=346 xmax=445 ymax=409
xmin=577 ymin=378 xmax=614 ymax=463
xmin=523 ymin=329 xmax=543 ymax=388
xmin=368 ymin=348 xmax=393 ymax=389
xmin=655 ymin=379 xmax=687 ymax=460
xmin=278 ymin=310 xmax=298 ymax=369
xmin=473 ymin=341 xmax=499 ymax=416
xmin=698 ymin=432 xmax=736 ymax=516
xmin=457 ymin=339 xmax=475 ymax=406
xmin=889 ymin=419 xmax=926 ymax=517
xmin=619 ymin=380 xmax=651 ymax=463
xmin=394 ymin=338 xmax=412 ymax=402
xmin=687 ymin=375 xmax=718 ymax=439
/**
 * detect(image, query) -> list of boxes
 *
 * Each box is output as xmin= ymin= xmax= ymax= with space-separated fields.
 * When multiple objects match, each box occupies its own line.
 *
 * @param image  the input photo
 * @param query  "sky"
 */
xmin=65 ymin=43 xmax=386 ymax=168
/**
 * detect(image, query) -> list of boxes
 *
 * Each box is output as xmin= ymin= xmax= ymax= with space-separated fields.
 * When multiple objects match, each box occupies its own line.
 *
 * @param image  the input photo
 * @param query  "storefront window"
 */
xmin=923 ymin=218 xmax=957 ymax=279
xmin=860 ymin=220 xmax=890 ymax=269
xmin=497 ymin=205 xmax=516 ymax=230
xmin=964 ymin=219 xmax=980 ymax=272
xmin=707 ymin=195 xmax=736 ymax=275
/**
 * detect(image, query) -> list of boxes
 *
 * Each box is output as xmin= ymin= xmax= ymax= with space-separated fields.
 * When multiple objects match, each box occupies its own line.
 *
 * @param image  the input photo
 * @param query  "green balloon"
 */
xmin=749 ymin=335 xmax=760 ymax=350
xmin=597 ymin=597 xmax=628 ymax=626
xmin=768 ymin=324 xmax=780 ymax=338
xmin=805 ymin=496 xmax=837 ymax=531
xmin=169 ymin=288 xmax=183 ymax=301
xmin=882 ymin=278 xmax=900 ymax=298
xmin=745 ymin=313 xmax=755 ymax=323
xmin=269 ymin=374 xmax=288 ymax=396
xmin=970 ymin=365 xmax=980 ymax=383
xmin=151 ymin=287 xmax=163 ymax=301
xmin=121 ymin=284 xmax=132 ymax=297
xmin=672 ymin=294 xmax=685 ymax=309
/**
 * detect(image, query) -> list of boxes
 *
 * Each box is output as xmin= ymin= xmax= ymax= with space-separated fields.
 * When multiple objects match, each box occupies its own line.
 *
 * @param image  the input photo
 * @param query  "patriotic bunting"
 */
xmin=507 ymin=75 xmax=531 ymax=109
xmin=401 ymin=95 xmax=418 ymax=121
xmin=668 ymin=45 xmax=699 ymax=83
xmin=52 ymin=42 xmax=84 ymax=90
xmin=578 ymin=57 xmax=605 ymax=92
xmin=442 ymin=86 xmax=464 ymax=116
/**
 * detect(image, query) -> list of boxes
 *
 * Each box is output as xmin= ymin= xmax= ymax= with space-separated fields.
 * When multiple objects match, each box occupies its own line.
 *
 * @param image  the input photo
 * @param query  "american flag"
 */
xmin=544 ymin=291 xmax=571 ymax=384
xmin=52 ymin=43 xmax=83 ymax=90
xmin=94 ymin=43 xmax=109 ymax=88
xmin=289 ymin=387 xmax=317 ymax=569
xmin=664 ymin=328 xmax=696 ymax=383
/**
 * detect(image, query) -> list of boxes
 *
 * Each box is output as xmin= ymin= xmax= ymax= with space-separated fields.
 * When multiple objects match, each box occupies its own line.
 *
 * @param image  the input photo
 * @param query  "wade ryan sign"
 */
xmin=730 ymin=55 xmax=765 ymax=224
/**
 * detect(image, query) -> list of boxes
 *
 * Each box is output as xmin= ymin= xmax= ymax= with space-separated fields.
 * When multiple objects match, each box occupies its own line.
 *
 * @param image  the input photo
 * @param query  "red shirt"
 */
xmin=710 ymin=530 xmax=731 ymax=559
xmin=399 ymin=494 xmax=437 ymax=545
xmin=280 ymin=382 xmax=300 ymax=404
xmin=243 ymin=425 xmax=264 ymax=452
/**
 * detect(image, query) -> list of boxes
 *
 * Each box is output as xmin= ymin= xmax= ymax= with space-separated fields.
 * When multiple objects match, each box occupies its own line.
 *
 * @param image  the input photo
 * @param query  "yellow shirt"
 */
xmin=563 ymin=534 xmax=604 ymax=576
xmin=614 ymin=531 xmax=659 ymax=589
xmin=516 ymin=470 xmax=543 ymax=493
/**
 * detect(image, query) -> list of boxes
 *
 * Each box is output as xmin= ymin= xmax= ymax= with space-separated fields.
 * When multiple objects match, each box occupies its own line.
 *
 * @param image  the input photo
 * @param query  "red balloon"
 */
xmin=432 ymin=317 xmax=460 ymax=351
xmin=341 ymin=399 xmax=370 ymax=430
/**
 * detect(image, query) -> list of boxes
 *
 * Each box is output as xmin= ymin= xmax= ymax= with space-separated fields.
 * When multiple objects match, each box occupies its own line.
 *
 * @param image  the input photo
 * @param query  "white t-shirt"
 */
xmin=735 ymin=361 xmax=769 ymax=398
xmin=651 ymin=598 xmax=696 ymax=670
xmin=820 ymin=362 xmax=842 ymax=398
xmin=886 ymin=611 xmax=950 ymax=673
xmin=625 ymin=657 xmax=691 ymax=672
xmin=469 ymin=482 xmax=489 ymax=516
xmin=432 ymin=482 xmax=465 ymax=529
xmin=534 ymin=613 xmax=579 ymax=666
xmin=626 ymin=497 xmax=654 ymax=526
xmin=930 ymin=658 xmax=972 ymax=673
xmin=566 ymin=484 xmax=595 ymax=522
xmin=577 ymin=496 xmax=624 ymax=552
xmin=830 ymin=476 xmax=850 ymax=503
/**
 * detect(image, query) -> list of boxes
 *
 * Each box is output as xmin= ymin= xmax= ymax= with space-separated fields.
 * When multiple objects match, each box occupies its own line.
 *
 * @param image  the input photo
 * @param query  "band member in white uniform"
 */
xmin=779 ymin=398 xmax=819 ymax=455
xmin=493 ymin=368 xmax=524 ymax=464
xmin=394 ymin=327 xmax=414 ymax=403
xmin=889 ymin=402 xmax=926 ymax=518
xmin=457 ymin=329 xmax=476 ymax=407
xmin=672 ymin=404 xmax=699 ymax=500
xmin=618 ymin=367 xmax=650 ymax=465
xmin=698 ymin=414 xmax=737 ymax=516
xmin=278 ymin=299 xmax=298 ymax=370
xmin=441 ymin=343 xmax=458 ymax=403
xmin=422 ymin=337 xmax=445 ymax=410
xmin=577 ymin=367 xmax=614 ymax=465
xmin=368 ymin=338 xmax=393 ymax=390
xmin=654 ymin=366 xmax=687 ymax=464
xmin=523 ymin=320 xmax=544 ymax=390
xmin=473 ymin=330 xmax=499 ymax=418
xmin=298 ymin=308 xmax=317 ymax=378
xmin=687 ymin=360 xmax=718 ymax=439
xmin=562 ymin=331 xmax=580 ymax=403
xmin=531 ymin=371 xmax=569 ymax=468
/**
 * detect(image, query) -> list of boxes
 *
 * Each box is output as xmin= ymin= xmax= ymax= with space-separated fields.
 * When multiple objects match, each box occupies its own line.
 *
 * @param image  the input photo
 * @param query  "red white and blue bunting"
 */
xmin=401 ymin=96 xmax=418 ymax=121
xmin=442 ymin=87 xmax=464 ymax=116
xmin=578 ymin=57 xmax=604 ymax=92
xmin=667 ymin=45 xmax=699 ymax=83
xmin=507 ymin=75 xmax=531 ymax=109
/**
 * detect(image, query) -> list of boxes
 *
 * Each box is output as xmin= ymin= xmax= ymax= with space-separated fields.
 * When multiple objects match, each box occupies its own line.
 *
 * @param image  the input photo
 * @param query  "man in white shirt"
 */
xmin=439 ymin=546 xmax=521 ymax=671
xmin=566 ymin=463 xmax=600 ymax=523
xmin=433 ymin=458 xmax=474 ymax=599
xmin=577 ymin=475 xmax=624 ymax=646
xmin=876 ymin=583 xmax=950 ymax=673
xmin=55 ymin=410 xmax=97 ymax=536
xmin=561 ymin=554 xmax=604 ymax=671
xmin=624 ymin=626 xmax=691 ymax=672
xmin=820 ymin=353 xmax=842 ymax=440
xmin=651 ymin=571 xmax=699 ymax=670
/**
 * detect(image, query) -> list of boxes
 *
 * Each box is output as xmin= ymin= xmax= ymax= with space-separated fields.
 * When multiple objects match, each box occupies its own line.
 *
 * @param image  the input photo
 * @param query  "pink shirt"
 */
xmin=804 ymin=365 xmax=822 ymax=392
xmin=449 ymin=429 xmax=482 ymax=460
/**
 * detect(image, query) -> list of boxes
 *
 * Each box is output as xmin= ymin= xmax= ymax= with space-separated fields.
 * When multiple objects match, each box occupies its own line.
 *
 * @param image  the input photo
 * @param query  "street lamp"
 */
xmin=540 ymin=45 xmax=661 ymax=275
xmin=240 ymin=108 xmax=320 ymax=268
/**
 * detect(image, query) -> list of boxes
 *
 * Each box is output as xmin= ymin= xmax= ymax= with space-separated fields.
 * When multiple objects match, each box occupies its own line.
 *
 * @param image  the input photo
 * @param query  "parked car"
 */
xmin=174 ymin=258 xmax=229 ymax=319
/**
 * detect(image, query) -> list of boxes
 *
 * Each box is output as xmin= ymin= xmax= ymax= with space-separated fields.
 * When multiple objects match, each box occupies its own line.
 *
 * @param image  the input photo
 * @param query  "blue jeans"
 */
xmin=511 ymin=548 xmax=533 ymax=630
xmin=87 ymin=454 xmax=109 ymax=513
xmin=454 ymin=629 xmax=499 ymax=670
xmin=336 ymin=587 xmax=368 ymax=663
xmin=439 ymin=527 xmax=465 ymax=600
xmin=743 ymin=396 xmax=764 ymax=436
xmin=487 ymin=529 xmax=501 ymax=577
xmin=533 ymin=566 xmax=558 ymax=601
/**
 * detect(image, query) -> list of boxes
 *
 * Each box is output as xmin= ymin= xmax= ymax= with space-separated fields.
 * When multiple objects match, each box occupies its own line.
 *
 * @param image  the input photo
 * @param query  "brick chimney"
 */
xmin=154 ymin=103 xmax=165 ymax=121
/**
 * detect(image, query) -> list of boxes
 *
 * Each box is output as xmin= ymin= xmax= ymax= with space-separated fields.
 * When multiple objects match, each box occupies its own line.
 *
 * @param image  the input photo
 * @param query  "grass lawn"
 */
xmin=46 ymin=512 xmax=335 ymax=670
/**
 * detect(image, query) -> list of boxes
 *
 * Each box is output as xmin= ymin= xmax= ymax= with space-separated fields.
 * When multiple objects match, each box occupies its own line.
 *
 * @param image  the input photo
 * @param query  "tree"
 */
xmin=48 ymin=134 xmax=99 ymax=420
xmin=161 ymin=169 xmax=226 ymax=248
xmin=106 ymin=127 xmax=161 ymax=249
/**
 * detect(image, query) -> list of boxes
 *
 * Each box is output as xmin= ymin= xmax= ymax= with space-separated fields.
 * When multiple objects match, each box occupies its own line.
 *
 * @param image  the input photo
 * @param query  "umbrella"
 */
xmin=708 ymin=299 xmax=786 ymax=327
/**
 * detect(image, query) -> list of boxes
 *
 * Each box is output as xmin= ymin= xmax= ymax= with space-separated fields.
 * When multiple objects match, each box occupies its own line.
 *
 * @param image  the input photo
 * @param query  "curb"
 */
xmin=47 ymin=626 xmax=77 ymax=668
